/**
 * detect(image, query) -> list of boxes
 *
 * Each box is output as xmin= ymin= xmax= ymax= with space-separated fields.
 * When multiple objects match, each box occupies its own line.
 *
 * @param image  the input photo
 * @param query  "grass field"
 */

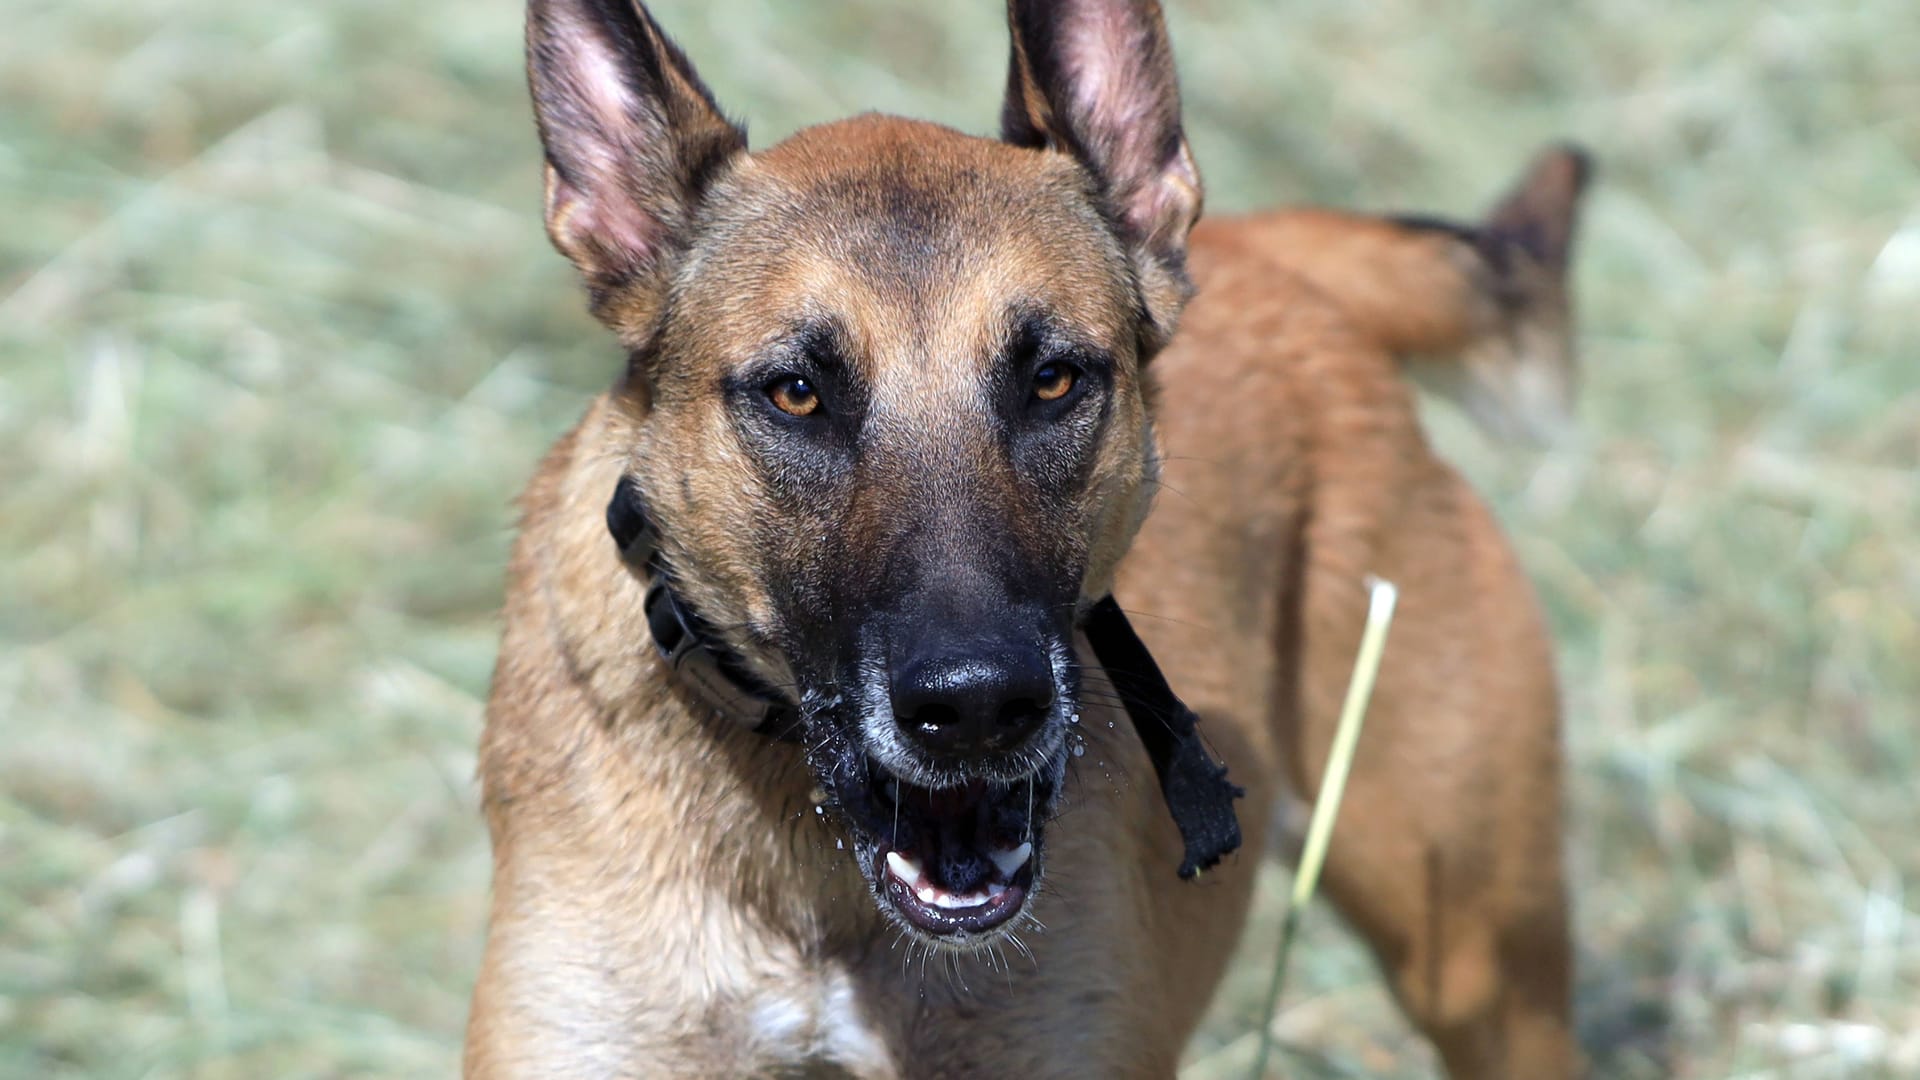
xmin=3 ymin=0 xmax=1916 ymax=1076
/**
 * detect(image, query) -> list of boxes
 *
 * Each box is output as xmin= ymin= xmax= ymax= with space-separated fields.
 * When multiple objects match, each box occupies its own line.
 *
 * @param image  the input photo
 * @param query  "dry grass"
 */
xmin=3 ymin=0 xmax=1916 ymax=1076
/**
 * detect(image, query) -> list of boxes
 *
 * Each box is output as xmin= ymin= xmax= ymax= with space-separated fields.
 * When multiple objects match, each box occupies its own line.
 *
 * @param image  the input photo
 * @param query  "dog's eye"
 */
xmin=1032 ymin=362 xmax=1077 ymax=403
xmin=766 ymin=375 xmax=822 ymax=417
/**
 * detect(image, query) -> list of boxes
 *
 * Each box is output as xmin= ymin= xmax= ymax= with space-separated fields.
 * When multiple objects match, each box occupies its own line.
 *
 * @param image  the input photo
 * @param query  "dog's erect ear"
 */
xmin=527 ymin=0 xmax=746 ymax=335
xmin=1001 ymin=0 xmax=1203 ymax=350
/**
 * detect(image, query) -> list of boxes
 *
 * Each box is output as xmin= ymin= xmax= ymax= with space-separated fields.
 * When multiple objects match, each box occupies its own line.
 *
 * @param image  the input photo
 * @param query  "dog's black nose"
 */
xmin=892 ymin=639 xmax=1054 ymax=759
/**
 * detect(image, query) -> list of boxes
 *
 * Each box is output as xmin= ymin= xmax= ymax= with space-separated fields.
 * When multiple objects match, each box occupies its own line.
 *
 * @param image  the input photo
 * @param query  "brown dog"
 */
xmin=467 ymin=1 xmax=1588 ymax=1076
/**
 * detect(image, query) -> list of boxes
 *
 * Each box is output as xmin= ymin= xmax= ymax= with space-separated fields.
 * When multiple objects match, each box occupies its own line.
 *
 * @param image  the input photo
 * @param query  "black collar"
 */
xmin=606 ymin=476 xmax=1241 ymax=877
xmin=605 ymin=475 xmax=801 ymax=742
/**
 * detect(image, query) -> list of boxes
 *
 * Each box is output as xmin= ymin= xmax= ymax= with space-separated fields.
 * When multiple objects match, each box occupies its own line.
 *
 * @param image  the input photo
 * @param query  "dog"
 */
xmin=466 ymin=1 xmax=1589 ymax=1076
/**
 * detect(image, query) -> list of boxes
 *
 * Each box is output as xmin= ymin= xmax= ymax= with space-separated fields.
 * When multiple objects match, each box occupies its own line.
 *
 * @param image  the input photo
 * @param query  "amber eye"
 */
xmin=766 ymin=375 xmax=821 ymax=417
xmin=1032 ymin=362 xmax=1077 ymax=403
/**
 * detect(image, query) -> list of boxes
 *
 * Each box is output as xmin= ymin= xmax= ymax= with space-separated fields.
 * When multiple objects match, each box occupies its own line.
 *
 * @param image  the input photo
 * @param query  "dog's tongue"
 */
xmin=904 ymin=780 xmax=990 ymax=891
xmin=892 ymin=778 xmax=1018 ymax=894
xmin=932 ymin=832 xmax=993 ymax=894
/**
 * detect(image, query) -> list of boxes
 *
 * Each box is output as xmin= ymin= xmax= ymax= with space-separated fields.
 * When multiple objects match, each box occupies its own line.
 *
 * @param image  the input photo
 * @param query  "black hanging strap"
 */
xmin=1082 ymin=595 xmax=1245 ymax=878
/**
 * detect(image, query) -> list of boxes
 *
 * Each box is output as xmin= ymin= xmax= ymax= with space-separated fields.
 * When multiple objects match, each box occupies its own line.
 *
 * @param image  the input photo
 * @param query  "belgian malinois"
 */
xmin=467 ymin=0 xmax=1589 ymax=1075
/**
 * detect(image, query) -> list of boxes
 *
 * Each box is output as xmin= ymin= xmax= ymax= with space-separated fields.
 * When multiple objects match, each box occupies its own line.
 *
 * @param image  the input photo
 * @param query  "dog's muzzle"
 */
xmin=606 ymin=475 xmax=1245 ymax=941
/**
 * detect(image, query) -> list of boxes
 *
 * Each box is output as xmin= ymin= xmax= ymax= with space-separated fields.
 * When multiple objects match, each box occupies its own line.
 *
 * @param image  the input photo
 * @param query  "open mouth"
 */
xmin=877 ymin=776 xmax=1038 ymax=935
xmin=828 ymin=754 xmax=1062 ymax=942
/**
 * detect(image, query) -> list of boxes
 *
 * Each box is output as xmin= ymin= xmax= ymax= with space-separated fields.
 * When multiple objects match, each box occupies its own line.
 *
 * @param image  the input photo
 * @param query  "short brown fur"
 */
xmin=469 ymin=2 xmax=1582 ymax=1076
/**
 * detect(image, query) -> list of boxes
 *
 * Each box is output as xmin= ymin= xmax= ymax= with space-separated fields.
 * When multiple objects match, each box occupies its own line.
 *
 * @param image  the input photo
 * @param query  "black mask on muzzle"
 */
xmin=606 ymin=475 xmax=1242 ymax=878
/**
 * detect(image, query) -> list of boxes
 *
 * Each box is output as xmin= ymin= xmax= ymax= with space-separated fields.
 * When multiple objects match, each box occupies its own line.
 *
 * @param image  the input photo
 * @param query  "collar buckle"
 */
xmin=642 ymin=575 xmax=790 ymax=736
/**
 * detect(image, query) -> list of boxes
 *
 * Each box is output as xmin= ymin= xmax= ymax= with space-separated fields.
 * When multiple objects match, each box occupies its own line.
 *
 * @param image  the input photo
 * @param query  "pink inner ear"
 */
xmin=548 ymin=170 xmax=661 ymax=275
xmin=1062 ymin=10 xmax=1149 ymax=127
xmin=1050 ymin=2 xmax=1197 ymax=251
xmin=547 ymin=3 xmax=645 ymax=139
xmin=538 ymin=4 xmax=670 ymax=275
xmin=1128 ymin=155 xmax=1199 ymax=248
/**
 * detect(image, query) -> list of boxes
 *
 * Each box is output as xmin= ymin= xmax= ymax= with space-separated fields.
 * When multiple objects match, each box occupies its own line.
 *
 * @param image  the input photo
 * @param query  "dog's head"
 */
xmin=527 ymin=0 xmax=1200 ymax=947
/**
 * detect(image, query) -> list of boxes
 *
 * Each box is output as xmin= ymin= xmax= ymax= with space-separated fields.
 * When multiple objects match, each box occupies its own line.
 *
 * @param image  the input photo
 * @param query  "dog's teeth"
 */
xmin=989 ymin=842 xmax=1033 ymax=879
xmin=931 ymin=887 xmax=989 ymax=910
xmin=885 ymin=850 xmax=922 ymax=886
xmin=887 ymin=848 xmax=1007 ymax=910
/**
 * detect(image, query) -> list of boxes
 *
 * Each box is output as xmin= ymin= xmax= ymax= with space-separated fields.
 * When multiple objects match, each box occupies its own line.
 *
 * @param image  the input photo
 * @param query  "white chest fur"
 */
xmin=735 ymin=965 xmax=896 ymax=1076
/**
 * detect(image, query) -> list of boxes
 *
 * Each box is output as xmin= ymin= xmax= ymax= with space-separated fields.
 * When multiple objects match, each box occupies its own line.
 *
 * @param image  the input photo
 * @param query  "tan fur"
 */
xmin=1220 ymin=145 xmax=1591 ymax=444
xmin=469 ymin=3 xmax=1576 ymax=1076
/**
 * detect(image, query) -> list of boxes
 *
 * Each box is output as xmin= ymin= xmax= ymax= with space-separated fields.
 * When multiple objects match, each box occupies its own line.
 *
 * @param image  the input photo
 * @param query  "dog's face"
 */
xmin=527 ymin=0 xmax=1200 ymax=947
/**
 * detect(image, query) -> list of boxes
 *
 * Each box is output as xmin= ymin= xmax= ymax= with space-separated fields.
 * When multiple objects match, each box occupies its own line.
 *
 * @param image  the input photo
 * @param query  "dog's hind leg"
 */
xmin=1312 ymin=799 xmax=1575 ymax=1079
xmin=1279 ymin=469 xmax=1577 ymax=1079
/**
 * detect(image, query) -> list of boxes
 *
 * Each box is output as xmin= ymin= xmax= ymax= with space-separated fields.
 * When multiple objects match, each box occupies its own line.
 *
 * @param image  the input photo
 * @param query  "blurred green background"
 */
xmin=3 ymin=0 xmax=1915 ymax=1076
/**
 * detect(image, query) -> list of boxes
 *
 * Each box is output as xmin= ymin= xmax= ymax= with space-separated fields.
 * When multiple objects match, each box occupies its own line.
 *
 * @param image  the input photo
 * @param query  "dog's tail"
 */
xmin=1228 ymin=144 xmax=1593 ymax=444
